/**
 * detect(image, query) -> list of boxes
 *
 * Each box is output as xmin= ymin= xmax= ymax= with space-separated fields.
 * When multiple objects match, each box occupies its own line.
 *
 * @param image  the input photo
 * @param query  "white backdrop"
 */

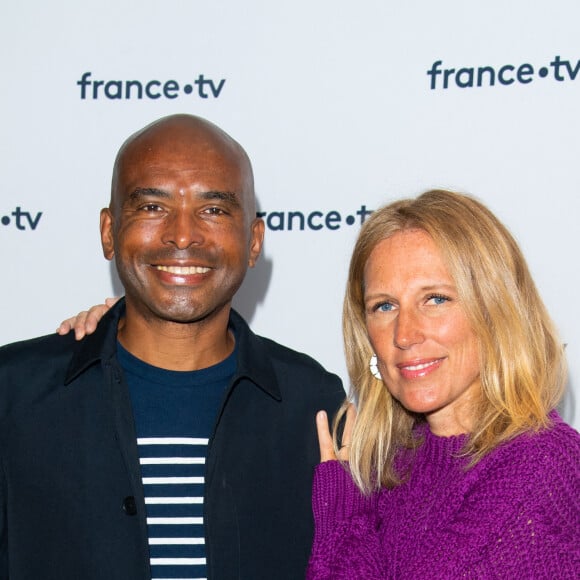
xmin=1 ymin=1 xmax=578 ymax=430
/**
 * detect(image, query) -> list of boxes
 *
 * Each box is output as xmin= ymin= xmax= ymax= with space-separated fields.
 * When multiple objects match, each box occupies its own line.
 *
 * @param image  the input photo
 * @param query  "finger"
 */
xmin=73 ymin=311 xmax=90 ymax=340
xmin=56 ymin=299 xmax=117 ymax=340
xmin=56 ymin=319 xmax=73 ymax=336
xmin=316 ymin=410 xmax=337 ymax=463
xmin=75 ymin=304 xmax=108 ymax=339
xmin=56 ymin=312 xmax=88 ymax=338
xmin=104 ymin=296 xmax=120 ymax=308
xmin=83 ymin=305 xmax=107 ymax=333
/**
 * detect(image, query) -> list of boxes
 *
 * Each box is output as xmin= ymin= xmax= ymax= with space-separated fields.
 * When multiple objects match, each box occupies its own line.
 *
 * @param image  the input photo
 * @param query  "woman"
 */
xmin=307 ymin=189 xmax=579 ymax=579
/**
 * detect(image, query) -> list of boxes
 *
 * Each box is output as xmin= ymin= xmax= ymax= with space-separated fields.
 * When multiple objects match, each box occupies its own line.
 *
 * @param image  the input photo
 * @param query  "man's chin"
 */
xmin=123 ymin=290 xmax=232 ymax=324
xmin=149 ymin=302 xmax=230 ymax=326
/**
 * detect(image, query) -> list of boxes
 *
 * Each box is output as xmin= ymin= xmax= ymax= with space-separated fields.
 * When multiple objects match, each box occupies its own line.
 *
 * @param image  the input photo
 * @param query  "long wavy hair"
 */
xmin=338 ymin=189 xmax=567 ymax=494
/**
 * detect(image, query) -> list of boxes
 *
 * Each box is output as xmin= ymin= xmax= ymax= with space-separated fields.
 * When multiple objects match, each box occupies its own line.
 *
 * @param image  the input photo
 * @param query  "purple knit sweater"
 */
xmin=307 ymin=413 xmax=580 ymax=579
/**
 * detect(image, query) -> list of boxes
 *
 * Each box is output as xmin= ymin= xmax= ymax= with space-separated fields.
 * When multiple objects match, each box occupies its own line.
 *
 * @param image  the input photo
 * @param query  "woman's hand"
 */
xmin=56 ymin=297 xmax=120 ymax=340
xmin=316 ymin=403 xmax=356 ymax=462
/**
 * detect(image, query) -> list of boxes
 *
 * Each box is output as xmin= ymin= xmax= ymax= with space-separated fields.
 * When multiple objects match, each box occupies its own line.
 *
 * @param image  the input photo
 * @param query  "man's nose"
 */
xmin=161 ymin=210 xmax=205 ymax=249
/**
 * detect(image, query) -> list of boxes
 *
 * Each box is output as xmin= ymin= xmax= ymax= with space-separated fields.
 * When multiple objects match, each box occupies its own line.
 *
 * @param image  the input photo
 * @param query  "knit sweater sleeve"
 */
xmin=306 ymin=460 xmax=384 ymax=579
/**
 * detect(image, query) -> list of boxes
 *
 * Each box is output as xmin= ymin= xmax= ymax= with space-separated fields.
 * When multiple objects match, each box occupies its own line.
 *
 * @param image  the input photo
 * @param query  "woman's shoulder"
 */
xmin=501 ymin=412 xmax=580 ymax=460
xmin=475 ymin=412 xmax=580 ymax=497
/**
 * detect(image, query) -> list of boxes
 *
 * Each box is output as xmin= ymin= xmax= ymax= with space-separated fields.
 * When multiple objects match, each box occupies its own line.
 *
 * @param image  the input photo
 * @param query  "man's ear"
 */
xmin=100 ymin=208 xmax=115 ymax=261
xmin=248 ymin=218 xmax=265 ymax=268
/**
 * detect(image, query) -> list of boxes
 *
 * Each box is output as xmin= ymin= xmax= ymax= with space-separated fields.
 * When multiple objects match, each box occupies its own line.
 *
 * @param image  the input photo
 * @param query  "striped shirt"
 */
xmin=118 ymin=342 xmax=235 ymax=580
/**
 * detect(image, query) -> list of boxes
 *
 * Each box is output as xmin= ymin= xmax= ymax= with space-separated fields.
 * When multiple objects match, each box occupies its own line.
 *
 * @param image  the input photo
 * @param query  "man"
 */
xmin=0 ymin=114 xmax=344 ymax=580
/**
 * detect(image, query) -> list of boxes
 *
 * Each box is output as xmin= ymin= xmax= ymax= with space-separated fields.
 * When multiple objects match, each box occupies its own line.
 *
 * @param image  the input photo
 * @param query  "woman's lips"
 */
xmin=396 ymin=357 xmax=444 ymax=379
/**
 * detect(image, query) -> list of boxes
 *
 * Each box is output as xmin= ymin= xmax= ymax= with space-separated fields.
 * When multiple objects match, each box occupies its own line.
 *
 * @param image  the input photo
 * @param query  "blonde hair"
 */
xmin=339 ymin=189 xmax=567 ymax=493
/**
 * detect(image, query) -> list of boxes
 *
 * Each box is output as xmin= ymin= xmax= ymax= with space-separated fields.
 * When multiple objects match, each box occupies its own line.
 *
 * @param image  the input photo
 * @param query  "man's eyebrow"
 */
xmin=128 ymin=187 xmax=170 ymax=201
xmin=200 ymin=191 xmax=241 ymax=207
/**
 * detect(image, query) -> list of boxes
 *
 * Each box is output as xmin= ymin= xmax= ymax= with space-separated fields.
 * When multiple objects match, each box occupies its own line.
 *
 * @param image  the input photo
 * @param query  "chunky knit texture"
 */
xmin=307 ymin=413 xmax=580 ymax=579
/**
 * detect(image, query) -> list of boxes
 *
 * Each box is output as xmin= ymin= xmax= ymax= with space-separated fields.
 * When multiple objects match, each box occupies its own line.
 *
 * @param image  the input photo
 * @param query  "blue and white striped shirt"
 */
xmin=118 ymin=342 xmax=235 ymax=580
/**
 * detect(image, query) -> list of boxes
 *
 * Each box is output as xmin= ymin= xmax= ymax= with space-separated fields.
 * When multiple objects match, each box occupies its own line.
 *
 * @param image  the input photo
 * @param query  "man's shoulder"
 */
xmin=252 ymin=332 xmax=345 ymax=400
xmin=255 ymin=333 xmax=336 ymax=376
xmin=246 ymin=333 xmax=345 ymax=419
xmin=230 ymin=310 xmax=345 ymax=405
xmin=0 ymin=331 xmax=77 ymax=366
xmin=0 ymin=332 xmax=80 ymax=420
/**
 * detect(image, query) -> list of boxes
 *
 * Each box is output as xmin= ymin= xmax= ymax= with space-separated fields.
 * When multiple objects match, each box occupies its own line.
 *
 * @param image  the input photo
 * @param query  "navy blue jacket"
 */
xmin=0 ymin=301 xmax=344 ymax=579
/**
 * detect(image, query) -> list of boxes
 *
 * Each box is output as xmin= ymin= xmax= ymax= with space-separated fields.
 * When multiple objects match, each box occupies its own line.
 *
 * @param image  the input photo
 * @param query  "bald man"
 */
xmin=0 ymin=115 xmax=344 ymax=580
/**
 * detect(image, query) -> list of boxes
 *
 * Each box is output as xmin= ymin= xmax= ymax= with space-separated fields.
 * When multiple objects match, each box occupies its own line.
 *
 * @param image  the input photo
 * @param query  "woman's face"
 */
xmin=364 ymin=229 xmax=481 ymax=436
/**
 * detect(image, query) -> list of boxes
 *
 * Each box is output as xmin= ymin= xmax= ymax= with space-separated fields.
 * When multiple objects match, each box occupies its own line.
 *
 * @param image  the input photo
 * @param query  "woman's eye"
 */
xmin=376 ymin=302 xmax=394 ymax=312
xmin=428 ymin=294 xmax=449 ymax=305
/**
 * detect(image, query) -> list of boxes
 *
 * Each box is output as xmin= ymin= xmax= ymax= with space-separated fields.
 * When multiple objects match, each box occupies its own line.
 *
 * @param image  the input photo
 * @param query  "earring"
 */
xmin=369 ymin=354 xmax=382 ymax=380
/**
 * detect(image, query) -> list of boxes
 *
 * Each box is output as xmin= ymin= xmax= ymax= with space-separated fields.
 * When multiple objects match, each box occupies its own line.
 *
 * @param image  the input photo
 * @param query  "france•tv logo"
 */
xmin=1 ymin=207 xmax=43 ymax=231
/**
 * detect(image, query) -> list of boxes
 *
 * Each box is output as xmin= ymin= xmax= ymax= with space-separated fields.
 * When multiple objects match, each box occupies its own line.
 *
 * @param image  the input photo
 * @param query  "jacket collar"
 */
xmin=228 ymin=309 xmax=282 ymax=401
xmin=64 ymin=299 xmax=282 ymax=401
xmin=64 ymin=299 xmax=125 ymax=384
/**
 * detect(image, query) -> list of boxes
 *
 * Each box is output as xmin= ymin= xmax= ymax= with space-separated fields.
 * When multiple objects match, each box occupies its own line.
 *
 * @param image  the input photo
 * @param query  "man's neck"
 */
xmin=116 ymin=306 xmax=235 ymax=371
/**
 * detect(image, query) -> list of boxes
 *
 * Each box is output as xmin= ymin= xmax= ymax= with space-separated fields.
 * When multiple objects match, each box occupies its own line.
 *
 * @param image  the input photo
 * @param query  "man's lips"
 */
xmin=396 ymin=358 xmax=444 ymax=379
xmin=151 ymin=264 xmax=213 ymax=285
xmin=154 ymin=265 xmax=211 ymax=275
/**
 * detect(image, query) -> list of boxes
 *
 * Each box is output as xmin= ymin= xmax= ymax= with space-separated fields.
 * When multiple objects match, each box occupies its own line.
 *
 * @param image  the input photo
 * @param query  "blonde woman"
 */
xmin=309 ymin=190 xmax=579 ymax=579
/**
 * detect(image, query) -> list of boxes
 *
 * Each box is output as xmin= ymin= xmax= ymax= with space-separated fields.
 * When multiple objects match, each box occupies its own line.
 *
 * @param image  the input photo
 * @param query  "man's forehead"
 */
xmin=121 ymin=134 xmax=247 ymax=172
xmin=113 ymin=158 xmax=253 ymax=214
xmin=118 ymin=159 xmax=248 ymax=188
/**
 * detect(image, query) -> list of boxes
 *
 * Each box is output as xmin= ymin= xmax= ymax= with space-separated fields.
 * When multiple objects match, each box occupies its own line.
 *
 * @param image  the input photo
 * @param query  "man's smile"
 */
xmin=154 ymin=265 xmax=211 ymax=274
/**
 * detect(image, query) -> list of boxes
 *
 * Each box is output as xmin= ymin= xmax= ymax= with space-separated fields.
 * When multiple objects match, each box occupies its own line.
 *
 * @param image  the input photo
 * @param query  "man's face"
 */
xmin=100 ymin=125 xmax=264 ymax=326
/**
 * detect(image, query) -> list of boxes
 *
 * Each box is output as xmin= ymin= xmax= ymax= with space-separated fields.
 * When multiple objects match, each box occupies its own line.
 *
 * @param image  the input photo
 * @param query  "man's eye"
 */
xmin=204 ymin=207 xmax=226 ymax=215
xmin=139 ymin=203 xmax=163 ymax=212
